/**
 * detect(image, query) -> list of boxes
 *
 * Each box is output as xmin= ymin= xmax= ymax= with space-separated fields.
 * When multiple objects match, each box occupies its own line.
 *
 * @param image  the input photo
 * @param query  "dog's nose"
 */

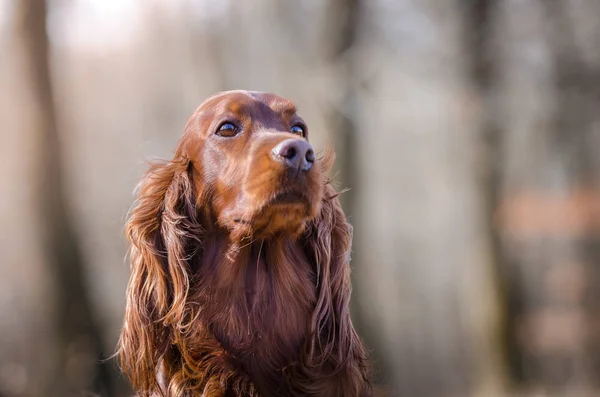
xmin=271 ymin=139 xmax=315 ymax=171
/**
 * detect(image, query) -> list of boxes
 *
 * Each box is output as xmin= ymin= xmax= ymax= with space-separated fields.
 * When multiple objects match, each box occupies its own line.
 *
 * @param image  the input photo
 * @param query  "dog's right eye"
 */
xmin=216 ymin=122 xmax=239 ymax=137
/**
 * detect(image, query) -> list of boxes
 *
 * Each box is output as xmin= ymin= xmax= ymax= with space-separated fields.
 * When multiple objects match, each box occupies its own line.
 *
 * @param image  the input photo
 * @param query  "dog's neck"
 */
xmin=192 ymin=232 xmax=317 ymax=377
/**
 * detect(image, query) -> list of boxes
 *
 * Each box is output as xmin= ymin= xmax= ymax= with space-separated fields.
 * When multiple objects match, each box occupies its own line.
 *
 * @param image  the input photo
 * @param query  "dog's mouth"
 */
xmin=269 ymin=190 xmax=306 ymax=205
xmin=231 ymin=191 xmax=307 ymax=225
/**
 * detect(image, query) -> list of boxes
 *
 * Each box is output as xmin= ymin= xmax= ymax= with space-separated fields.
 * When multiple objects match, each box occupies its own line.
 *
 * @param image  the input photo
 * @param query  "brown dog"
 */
xmin=118 ymin=91 xmax=371 ymax=396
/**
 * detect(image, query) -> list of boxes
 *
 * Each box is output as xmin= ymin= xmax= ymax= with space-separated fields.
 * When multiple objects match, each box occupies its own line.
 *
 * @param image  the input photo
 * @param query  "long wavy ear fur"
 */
xmin=304 ymin=148 xmax=372 ymax=395
xmin=118 ymin=157 xmax=201 ymax=396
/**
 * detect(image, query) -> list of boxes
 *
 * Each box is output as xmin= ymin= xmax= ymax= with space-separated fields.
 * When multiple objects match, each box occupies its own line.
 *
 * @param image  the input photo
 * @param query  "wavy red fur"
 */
xmin=118 ymin=91 xmax=371 ymax=396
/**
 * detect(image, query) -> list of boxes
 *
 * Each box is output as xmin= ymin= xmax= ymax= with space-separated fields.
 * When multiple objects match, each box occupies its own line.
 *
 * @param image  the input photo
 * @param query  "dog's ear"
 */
xmin=118 ymin=157 xmax=202 ymax=395
xmin=303 ymin=149 xmax=371 ymax=395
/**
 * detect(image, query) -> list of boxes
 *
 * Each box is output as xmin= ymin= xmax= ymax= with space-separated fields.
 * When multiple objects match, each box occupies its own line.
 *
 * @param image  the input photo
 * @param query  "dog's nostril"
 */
xmin=274 ymin=141 xmax=298 ymax=160
xmin=306 ymin=149 xmax=315 ymax=164
xmin=284 ymin=146 xmax=297 ymax=160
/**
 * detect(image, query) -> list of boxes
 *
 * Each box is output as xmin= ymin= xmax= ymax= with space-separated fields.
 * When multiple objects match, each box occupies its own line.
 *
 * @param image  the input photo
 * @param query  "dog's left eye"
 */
xmin=216 ymin=122 xmax=239 ymax=137
xmin=291 ymin=125 xmax=305 ymax=136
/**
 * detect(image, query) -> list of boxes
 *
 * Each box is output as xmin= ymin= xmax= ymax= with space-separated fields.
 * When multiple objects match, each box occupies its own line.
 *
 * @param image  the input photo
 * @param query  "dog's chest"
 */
xmin=215 ymin=244 xmax=316 ymax=368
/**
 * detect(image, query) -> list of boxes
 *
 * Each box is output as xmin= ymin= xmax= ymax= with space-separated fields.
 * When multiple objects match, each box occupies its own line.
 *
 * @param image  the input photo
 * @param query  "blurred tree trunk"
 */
xmin=461 ymin=0 xmax=511 ymax=394
xmin=16 ymin=0 xmax=118 ymax=395
xmin=543 ymin=0 xmax=596 ymax=182
xmin=324 ymin=0 xmax=360 ymax=215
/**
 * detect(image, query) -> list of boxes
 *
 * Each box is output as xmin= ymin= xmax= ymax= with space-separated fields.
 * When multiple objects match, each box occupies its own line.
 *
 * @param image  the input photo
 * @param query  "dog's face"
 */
xmin=179 ymin=90 xmax=323 ymax=237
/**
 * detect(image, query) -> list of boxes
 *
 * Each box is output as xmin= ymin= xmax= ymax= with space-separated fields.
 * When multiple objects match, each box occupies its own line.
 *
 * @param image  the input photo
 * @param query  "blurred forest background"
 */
xmin=2 ymin=0 xmax=600 ymax=396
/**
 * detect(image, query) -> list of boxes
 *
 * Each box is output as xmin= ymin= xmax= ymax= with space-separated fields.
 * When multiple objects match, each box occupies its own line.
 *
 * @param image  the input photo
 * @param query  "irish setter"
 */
xmin=118 ymin=91 xmax=372 ymax=396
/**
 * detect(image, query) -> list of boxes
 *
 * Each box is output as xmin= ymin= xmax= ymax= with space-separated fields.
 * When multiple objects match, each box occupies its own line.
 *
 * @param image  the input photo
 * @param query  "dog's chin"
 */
xmin=228 ymin=192 xmax=318 ymax=239
xmin=254 ymin=204 xmax=310 ymax=238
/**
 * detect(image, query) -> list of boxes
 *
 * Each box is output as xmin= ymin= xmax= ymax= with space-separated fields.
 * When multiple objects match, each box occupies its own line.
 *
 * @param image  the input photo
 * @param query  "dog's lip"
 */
xmin=269 ymin=190 xmax=306 ymax=205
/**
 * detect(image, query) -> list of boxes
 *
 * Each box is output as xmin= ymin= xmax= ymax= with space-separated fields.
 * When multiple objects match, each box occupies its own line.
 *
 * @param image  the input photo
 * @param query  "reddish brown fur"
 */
xmin=118 ymin=91 xmax=371 ymax=396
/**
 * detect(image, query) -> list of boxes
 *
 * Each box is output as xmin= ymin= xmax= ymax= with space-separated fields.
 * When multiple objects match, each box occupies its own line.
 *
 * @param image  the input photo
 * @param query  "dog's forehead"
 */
xmin=195 ymin=90 xmax=297 ymax=117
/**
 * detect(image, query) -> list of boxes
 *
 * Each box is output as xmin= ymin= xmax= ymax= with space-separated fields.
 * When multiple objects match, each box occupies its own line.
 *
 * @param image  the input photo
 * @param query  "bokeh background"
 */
xmin=2 ymin=0 xmax=600 ymax=396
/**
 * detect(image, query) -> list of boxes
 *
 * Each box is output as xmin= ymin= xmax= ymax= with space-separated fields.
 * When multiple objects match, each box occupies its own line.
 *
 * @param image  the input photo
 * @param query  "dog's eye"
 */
xmin=216 ymin=122 xmax=239 ymax=137
xmin=291 ymin=125 xmax=305 ymax=136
